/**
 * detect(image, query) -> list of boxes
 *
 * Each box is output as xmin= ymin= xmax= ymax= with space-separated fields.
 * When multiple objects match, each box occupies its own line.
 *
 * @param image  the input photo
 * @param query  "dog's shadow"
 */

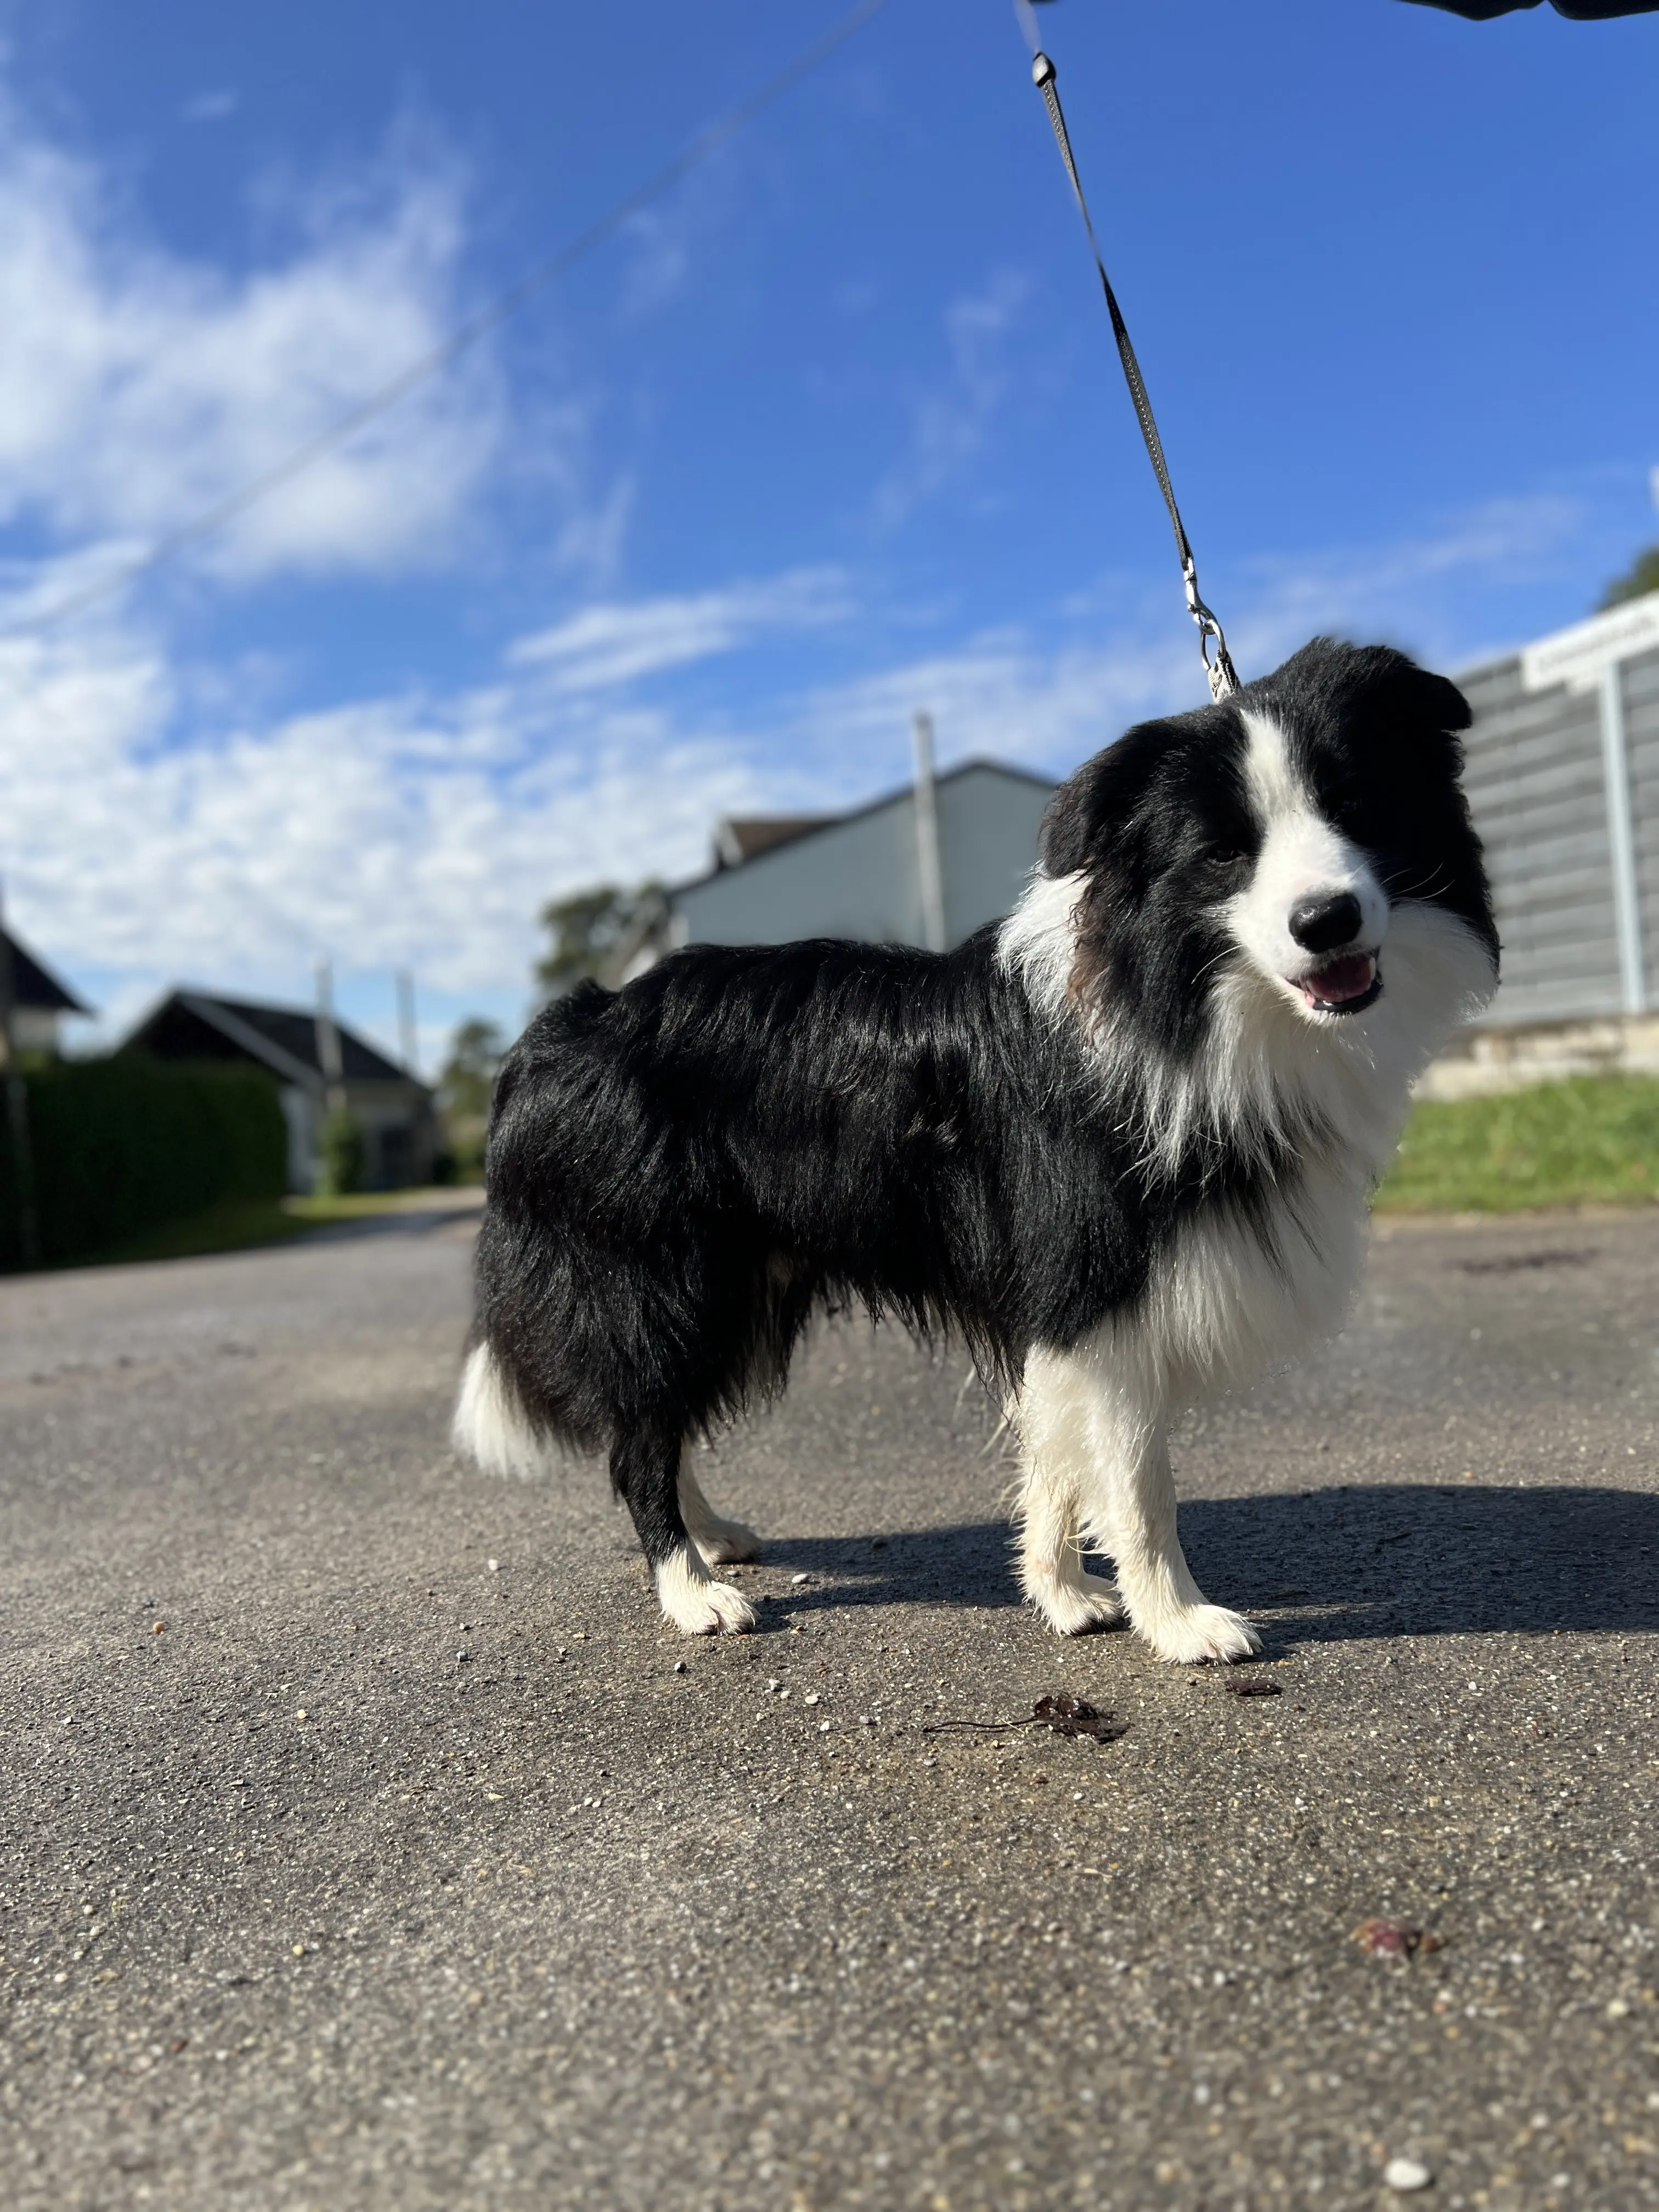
xmin=756 ymin=1482 xmax=1659 ymax=1643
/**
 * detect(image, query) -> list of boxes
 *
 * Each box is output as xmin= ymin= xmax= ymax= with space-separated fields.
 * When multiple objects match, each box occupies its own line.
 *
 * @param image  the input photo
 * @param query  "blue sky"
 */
xmin=1 ymin=0 xmax=1655 ymax=1063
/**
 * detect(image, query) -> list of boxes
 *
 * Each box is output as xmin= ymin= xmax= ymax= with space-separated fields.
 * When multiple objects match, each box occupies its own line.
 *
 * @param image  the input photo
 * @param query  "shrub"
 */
xmin=317 ymin=1107 xmax=364 ymax=1197
xmin=0 ymin=1056 xmax=288 ymax=1271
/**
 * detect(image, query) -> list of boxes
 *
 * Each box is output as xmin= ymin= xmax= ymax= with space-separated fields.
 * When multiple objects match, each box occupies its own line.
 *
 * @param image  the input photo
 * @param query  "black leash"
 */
xmin=1023 ymin=31 xmax=1239 ymax=702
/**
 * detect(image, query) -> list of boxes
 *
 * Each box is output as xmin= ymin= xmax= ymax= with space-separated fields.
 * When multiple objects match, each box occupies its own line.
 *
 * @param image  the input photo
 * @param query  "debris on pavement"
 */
xmin=919 ymin=1695 xmax=1124 ymax=1743
xmin=1351 ymin=1918 xmax=1446 ymax=1959
xmin=1032 ymin=1694 xmax=1122 ymax=1741
xmin=1223 ymin=1675 xmax=1283 ymax=1698
xmin=1383 ymin=2155 xmax=1433 ymax=2192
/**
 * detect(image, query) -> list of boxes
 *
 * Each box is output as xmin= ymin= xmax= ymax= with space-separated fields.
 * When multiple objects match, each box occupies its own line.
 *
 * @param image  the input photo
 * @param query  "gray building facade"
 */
xmin=670 ymin=759 xmax=1056 ymax=954
xmin=1430 ymin=590 xmax=1659 ymax=1094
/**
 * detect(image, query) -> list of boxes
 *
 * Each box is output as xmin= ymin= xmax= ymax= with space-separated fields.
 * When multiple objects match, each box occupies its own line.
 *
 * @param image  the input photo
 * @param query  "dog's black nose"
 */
xmin=1289 ymin=891 xmax=1363 ymax=954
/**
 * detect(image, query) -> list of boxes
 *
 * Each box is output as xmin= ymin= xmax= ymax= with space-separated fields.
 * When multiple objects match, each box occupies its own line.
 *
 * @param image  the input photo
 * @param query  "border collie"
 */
xmin=454 ymin=639 xmax=1497 ymax=1662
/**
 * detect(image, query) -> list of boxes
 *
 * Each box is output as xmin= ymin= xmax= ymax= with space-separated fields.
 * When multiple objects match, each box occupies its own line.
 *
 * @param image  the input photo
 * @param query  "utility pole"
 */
xmin=314 ymin=959 xmax=346 ymax=1116
xmin=396 ymin=968 xmax=419 ymax=1079
xmin=911 ymin=710 xmax=946 ymax=955
xmin=0 ymin=881 xmax=40 ymax=1267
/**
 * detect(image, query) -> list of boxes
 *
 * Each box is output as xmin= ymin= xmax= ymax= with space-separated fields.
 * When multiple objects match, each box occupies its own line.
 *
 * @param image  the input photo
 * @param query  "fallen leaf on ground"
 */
xmin=1032 ymin=1695 xmax=1122 ymax=1742
xmin=1224 ymin=1677 xmax=1282 ymax=1699
xmin=919 ymin=1694 xmax=1124 ymax=1742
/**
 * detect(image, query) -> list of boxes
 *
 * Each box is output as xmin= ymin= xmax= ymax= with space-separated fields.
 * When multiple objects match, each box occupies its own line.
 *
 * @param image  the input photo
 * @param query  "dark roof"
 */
xmin=675 ymin=755 xmax=1058 ymax=899
xmin=2 ymin=927 xmax=88 ymax=1014
xmin=122 ymin=990 xmax=423 ymax=1089
xmin=714 ymin=816 xmax=831 ymax=868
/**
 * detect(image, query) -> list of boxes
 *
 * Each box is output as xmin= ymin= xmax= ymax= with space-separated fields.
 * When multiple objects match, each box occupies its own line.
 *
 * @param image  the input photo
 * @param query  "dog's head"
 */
xmin=1031 ymin=637 xmax=1498 ymax=1054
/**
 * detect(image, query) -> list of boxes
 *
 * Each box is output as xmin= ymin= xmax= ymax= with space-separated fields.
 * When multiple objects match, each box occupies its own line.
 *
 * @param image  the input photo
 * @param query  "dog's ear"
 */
xmin=1375 ymin=656 xmax=1472 ymax=738
xmin=1328 ymin=640 xmax=1473 ymax=736
xmin=1040 ymin=719 xmax=1184 ymax=878
xmin=1040 ymin=751 xmax=1116 ymax=877
xmin=1275 ymin=637 xmax=1472 ymax=741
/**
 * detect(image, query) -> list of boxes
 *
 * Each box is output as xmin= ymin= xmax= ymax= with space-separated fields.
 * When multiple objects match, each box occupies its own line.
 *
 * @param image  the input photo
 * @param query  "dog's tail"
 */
xmin=451 ymin=1339 xmax=565 ymax=1480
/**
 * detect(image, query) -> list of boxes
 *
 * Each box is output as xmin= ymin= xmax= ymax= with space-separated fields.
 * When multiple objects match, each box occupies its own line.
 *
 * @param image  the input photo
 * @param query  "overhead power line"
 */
xmin=0 ymin=0 xmax=891 ymax=646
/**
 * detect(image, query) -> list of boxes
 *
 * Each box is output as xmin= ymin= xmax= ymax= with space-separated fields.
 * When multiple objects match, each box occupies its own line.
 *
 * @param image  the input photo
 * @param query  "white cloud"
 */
xmin=0 ymin=95 xmax=503 ymax=582
xmin=0 ymin=611 xmax=771 ymax=1022
xmin=506 ymin=568 xmax=853 ymax=691
xmin=182 ymin=91 xmax=239 ymax=124
xmin=793 ymin=623 xmax=1193 ymax=773
xmin=1228 ymin=493 xmax=1589 ymax=674
xmin=873 ymin=269 xmax=1030 ymax=530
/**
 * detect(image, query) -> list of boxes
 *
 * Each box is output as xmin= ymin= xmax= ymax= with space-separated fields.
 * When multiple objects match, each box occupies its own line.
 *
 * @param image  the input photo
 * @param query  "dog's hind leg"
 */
xmin=679 ymin=1455 xmax=761 ymax=1566
xmin=612 ymin=1429 xmax=756 ymax=1637
xmin=1013 ymin=1357 xmax=1123 ymax=1635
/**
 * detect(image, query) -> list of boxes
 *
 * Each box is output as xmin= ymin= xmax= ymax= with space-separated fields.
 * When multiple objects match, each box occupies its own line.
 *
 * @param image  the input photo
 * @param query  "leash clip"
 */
xmin=1183 ymin=558 xmax=1239 ymax=703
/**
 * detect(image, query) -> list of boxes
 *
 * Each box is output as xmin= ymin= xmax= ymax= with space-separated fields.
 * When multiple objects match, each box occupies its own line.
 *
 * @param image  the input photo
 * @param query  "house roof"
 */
xmin=123 ymin=989 xmax=424 ymax=1090
xmin=676 ymin=757 xmax=1057 ymax=899
xmin=713 ymin=815 xmax=832 ymax=868
xmin=2 ymin=927 xmax=89 ymax=1015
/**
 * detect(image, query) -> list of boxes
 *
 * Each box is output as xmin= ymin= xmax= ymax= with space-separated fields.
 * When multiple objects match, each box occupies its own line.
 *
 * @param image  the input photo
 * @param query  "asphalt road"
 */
xmin=3 ymin=1203 xmax=1658 ymax=2211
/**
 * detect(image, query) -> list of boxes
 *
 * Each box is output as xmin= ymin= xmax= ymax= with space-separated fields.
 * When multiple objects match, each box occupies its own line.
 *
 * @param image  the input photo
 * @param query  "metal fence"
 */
xmin=1458 ymin=596 xmax=1659 ymax=1030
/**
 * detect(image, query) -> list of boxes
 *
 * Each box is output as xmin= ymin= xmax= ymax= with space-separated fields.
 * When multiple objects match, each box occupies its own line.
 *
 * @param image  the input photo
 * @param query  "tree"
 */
xmin=438 ymin=1018 xmax=506 ymax=1122
xmin=318 ymin=1107 xmax=364 ymax=1197
xmin=1600 ymin=546 xmax=1659 ymax=611
xmin=437 ymin=1018 xmax=506 ymax=1181
xmin=536 ymin=882 xmax=668 ymax=997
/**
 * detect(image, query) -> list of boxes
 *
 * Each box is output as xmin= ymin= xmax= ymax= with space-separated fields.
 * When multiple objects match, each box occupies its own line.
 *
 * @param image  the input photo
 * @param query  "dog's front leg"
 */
xmin=1014 ymin=1350 xmax=1124 ymax=1634
xmin=1088 ymin=1414 xmax=1260 ymax=1664
xmin=1025 ymin=1344 xmax=1260 ymax=1664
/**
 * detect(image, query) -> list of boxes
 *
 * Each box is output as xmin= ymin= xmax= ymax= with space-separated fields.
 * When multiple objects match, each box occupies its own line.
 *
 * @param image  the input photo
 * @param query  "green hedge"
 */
xmin=0 ymin=1056 xmax=289 ymax=1271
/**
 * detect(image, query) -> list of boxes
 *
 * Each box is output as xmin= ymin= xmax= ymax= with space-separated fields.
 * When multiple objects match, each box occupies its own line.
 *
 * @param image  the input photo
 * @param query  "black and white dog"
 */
xmin=455 ymin=639 xmax=1497 ymax=1663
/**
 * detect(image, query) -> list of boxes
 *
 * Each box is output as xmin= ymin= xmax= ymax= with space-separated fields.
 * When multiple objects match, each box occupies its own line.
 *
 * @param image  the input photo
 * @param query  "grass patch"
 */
xmin=1378 ymin=1073 xmax=1659 ymax=1215
xmin=281 ymin=1189 xmax=461 ymax=1223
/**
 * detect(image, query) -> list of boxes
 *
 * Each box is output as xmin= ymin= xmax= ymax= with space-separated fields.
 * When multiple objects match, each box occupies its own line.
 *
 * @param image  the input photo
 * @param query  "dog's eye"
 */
xmin=1205 ymin=843 xmax=1248 ymax=869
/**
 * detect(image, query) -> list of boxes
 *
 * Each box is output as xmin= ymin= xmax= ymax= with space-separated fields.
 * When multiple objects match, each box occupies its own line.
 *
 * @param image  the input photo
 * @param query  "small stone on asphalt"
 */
xmin=1383 ymin=2157 xmax=1432 ymax=2192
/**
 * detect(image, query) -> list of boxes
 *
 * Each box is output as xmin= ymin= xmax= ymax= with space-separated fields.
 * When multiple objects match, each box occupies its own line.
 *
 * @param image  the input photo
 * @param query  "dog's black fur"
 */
xmin=469 ymin=640 xmax=1496 ymax=1588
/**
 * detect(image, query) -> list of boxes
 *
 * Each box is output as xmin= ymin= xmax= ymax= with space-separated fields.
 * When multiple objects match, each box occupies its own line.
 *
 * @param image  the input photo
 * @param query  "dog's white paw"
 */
xmin=1032 ymin=1572 xmax=1124 ymax=1637
xmin=674 ymin=1581 xmax=757 ymax=1637
xmin=1140 ymin=1602 xmax=1262 ymax=1666
xmin=692 ymin=1516 xmax=761 ymax=1567
xmin=655 ymin=1547 xmax=757 ymax=1637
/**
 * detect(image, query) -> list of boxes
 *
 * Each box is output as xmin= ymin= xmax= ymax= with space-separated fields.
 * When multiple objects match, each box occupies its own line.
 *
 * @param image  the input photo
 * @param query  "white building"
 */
xmin=1 ymin=926 xmax=88 ymax=1053
xmin=670 ymin=758 xmax=1057 ymax=953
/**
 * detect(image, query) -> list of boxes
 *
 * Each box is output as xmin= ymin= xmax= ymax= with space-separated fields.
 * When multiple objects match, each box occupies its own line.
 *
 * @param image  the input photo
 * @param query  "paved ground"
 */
xmin=3 ymin=1205 xmax=1658 ymax=2211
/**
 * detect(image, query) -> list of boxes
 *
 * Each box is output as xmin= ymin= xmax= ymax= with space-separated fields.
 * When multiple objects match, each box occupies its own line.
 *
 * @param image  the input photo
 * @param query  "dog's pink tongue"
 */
xmin=1304 ymin=953 xmax=1374 ymax=1006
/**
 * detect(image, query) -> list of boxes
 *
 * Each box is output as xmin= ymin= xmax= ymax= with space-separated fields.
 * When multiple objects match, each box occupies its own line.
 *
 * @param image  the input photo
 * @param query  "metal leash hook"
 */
xmin=1024 ymin=28 xmax=1239 ymax=703
xmin=1184 ymin=559 xmax=1239 ymax=706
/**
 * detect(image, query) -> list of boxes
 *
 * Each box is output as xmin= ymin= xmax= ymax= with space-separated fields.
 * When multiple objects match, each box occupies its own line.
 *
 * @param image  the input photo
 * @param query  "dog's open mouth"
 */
xmin=1295 ymin=951 xmax=1381 ymax=1014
